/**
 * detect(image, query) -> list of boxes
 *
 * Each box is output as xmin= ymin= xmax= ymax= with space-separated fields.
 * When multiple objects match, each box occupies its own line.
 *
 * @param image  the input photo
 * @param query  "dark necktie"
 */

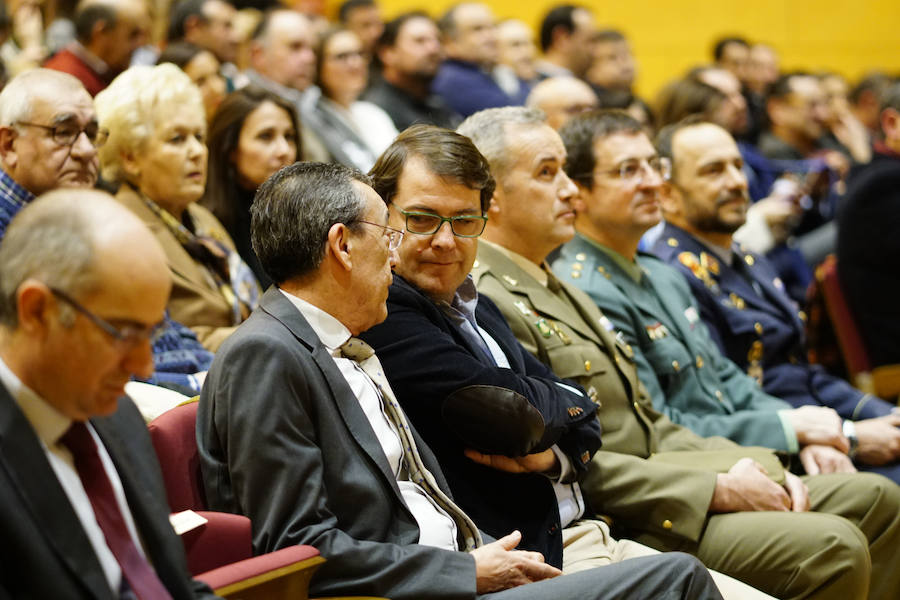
xmin=60 ymin=422 xmax=173 ymax=600
xmin=339 ymin=337 xmax=482 ymax=551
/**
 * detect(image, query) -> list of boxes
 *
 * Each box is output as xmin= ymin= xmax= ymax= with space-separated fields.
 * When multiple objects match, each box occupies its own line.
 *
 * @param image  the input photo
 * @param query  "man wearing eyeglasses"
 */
xmin=551 ymin=110 xmax=900 ymax=600
xmin=0 ymin=69 xmax=99 ymax=236
xmin=359 ymin=124 xmax=731 ymax=598
xmin=0 ymin=189 xmax=220 ymax=599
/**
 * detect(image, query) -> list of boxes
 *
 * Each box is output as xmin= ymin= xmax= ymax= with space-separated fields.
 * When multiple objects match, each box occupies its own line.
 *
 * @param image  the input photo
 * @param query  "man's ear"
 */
xmin=0 ymin=127 xmax=19 ymax=172
xmin=326 ymin=222 xmax=354 ymax=272
xmin=658 ymin=182 xmax=682 ymax=218
xmin=881 ymin=108 xmax=900 ymax=142
xmin=120 ymin=148 xmax=141 ymax=180
xmin=15 ymin=280 xmax=53 ymax=336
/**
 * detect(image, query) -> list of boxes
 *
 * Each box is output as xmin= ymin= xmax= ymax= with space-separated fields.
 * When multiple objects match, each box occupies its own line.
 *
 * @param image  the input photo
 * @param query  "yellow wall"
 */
xmin=350 ymin=0 xmax=900 ymax=103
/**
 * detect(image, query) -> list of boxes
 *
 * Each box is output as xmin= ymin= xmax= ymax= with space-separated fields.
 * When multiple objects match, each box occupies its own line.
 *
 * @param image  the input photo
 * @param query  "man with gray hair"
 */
xmin=0 ymin=68 xmax=98 ymax=236
xmin=44 ymin=0 xmax=149 ymax=96
xmin=0 ymin=189 xmax=220 ymax=599
xmin=198 ymin=160 xmax=722 ymax=600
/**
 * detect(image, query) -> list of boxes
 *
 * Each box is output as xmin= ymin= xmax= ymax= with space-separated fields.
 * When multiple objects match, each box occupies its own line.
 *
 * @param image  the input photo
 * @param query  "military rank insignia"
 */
xmin=645 ymin=322 xmax=670 ymax=340
xmin=535 ymin=318 xmax=553 ymax=338
xmin=678 ymin=252 xmax=718 ymax=290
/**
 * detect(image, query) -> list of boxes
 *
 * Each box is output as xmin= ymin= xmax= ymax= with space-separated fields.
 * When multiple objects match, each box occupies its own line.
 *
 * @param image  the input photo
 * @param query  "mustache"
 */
xmin=715 ymin=190 xmax=750 ymax=206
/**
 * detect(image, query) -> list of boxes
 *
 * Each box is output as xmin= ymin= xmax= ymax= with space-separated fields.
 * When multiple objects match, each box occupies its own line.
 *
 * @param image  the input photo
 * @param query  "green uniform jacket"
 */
xmin=473 ymin=241 xmax=784 ymax=544
xmin=552 ymin=234 xmax=796 ymax=452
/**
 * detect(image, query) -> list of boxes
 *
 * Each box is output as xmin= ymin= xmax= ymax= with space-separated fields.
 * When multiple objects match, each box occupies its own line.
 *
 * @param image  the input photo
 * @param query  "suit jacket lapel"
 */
xmin=258 ymin=288 xmax=403 ymax=496
xmin=0 ymin=384 xmax=113 ymax=600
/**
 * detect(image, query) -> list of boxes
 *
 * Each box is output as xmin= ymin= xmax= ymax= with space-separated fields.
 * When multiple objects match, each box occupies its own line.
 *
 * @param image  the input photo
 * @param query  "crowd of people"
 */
xmin=1 ymin=0 xmax=900 ymax=598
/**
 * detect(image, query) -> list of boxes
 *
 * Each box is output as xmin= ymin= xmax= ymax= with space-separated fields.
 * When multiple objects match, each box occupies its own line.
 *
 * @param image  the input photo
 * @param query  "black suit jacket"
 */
xmin=197 ymin=287 xmax=478 ymax=600
xmin=361 ymin=276 xmax=602 ymax=568
xmin=0 ymin=385 xmax=217 ymax=600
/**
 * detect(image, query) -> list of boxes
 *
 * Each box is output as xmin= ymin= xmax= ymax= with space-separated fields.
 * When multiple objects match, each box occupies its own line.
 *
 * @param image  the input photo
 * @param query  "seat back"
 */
xmin=147 ymin=400 xmax=206 ymax=513
xmin=817 ymin=255 xmax=874 ymax=391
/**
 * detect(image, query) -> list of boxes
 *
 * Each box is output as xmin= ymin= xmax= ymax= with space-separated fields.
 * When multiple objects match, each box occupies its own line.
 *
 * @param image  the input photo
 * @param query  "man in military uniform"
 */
xmin=459 ymin=105 xmax=900 ymax=600
xmin=650 ymin=120 xmax=900 ymax=482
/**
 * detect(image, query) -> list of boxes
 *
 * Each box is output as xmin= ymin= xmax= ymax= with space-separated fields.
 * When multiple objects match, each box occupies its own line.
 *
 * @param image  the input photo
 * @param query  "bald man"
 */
xmin=0 ymin=189 xmax=219 ymax=598
xmin=526 ymin=76 xmax=598 ymax=130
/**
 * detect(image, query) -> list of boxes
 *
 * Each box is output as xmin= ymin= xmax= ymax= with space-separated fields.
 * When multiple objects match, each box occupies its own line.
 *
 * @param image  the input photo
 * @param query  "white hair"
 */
xmin=0 ymin=69 xmax=89 ymax=127
xmin=95 ymin=63 xmax=204 ymax=183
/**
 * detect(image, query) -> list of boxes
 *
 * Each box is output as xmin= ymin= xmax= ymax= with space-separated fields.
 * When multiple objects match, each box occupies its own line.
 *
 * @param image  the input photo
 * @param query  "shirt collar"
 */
xmin=279 ymin=289 xmax=353 ymax=355
xmin=0 ymin=168 xmax=35 ymax=208
xmin=579 ymin=234 xmax=645 ymax=283
xmin=439 ymin=275 xmax=479 ymax=322
xmin=0 ymin=356 xmax=72 ymax=447
xmin=482 ymin=240 xmax=548 ymax=287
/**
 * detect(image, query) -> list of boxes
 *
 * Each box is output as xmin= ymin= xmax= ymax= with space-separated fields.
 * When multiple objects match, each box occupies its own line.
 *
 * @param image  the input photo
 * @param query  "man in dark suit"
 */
xmin=197 ymin=161 xmax=722 ymax=600
xmin=650 ymin=119 xmax=900 ymax=481
xmin=0 ymin=189 xmax=218 ymax=599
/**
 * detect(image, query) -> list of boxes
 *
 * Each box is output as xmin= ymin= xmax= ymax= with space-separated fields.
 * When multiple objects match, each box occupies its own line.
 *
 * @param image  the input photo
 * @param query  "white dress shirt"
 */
xmin=280 ymin=290 xmax=459 ymax=550
xmin=0 ymin=358 xmax=148 ymax=596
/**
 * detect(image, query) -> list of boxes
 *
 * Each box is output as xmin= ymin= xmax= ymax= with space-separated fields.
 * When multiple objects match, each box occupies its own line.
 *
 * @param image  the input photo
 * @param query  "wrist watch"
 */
xmin=842 ymin=420 xmax=859 ymax=459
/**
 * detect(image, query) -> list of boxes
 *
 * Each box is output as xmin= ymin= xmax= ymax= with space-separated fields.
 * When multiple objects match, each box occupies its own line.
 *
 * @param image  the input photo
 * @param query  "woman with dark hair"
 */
xmin=201 ymin=85 xmax=299 ymax=288
xmin=158 ymin=41 xmax=227 ymax=124
xmin=303 ymin=26 xmax=398 ymax=171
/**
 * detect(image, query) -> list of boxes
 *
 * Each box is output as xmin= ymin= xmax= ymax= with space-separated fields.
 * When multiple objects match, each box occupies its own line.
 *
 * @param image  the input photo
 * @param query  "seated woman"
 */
xmin=303 ymin=27 xmax=398 ymax=172
xmin=95 ymin=64 xmax=260 ymax=351
xmin=157 ymin=41 xmax=227 ymax=125
xmin=201 ymin=86 xmax=299 ymax=288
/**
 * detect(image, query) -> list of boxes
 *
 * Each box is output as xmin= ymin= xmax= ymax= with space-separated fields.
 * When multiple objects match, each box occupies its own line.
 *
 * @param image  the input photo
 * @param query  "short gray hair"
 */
xmin=251 ymin=162 xmax=370 ymax=284
xmin=457 ymin=106 xmax=546 ymax=180
xmin=0 ymin=69 xmax=89 ymax=127
xmin=95 ymin=63 xmax=204 ymax=183
xmin=0 ymin=191 xmax=100 ymax=328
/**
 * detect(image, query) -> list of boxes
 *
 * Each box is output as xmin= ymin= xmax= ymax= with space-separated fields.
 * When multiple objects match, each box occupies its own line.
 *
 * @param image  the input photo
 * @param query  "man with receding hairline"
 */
xmin=0 ymin=189 xmax=220 ymax=599
xmin=526 ymin=76 xmax=598 ymax=130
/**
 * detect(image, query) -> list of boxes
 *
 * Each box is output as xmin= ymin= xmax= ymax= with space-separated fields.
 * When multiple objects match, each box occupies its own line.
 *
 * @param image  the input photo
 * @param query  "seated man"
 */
xmin=551 ymin=110 xmax=900 ymax=599
xmin=0 ymin=68 xmax=212 ymax=396
xmin=458 ymin=105 xmax=893 ymax=599
xmin=0 ymin=189 xmax=218 ymax=598
xmin=651 ymin=119 xmax=900 ymax=481
xmin=197 ymin=161 xmax=720 ymax=600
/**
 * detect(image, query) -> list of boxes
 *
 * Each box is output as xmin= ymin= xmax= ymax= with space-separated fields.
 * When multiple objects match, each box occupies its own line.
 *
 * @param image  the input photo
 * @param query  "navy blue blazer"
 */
xmin=361 ymin=276 xmax=602 ymax=569
xmin=653 ymin=222 xmax=893 ymax=422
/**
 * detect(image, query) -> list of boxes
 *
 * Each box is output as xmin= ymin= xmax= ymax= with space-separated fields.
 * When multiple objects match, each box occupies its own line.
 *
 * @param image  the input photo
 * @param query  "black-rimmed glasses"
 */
xmin=16 ymin=121 xmax=100 ymax=146
xmin=396 ymin=208 xmax=487 ymax=238
xmin=49 ymin=286 xmax=165 ymax=347
xmin=356 ymin=220 xmax=405 ymax=250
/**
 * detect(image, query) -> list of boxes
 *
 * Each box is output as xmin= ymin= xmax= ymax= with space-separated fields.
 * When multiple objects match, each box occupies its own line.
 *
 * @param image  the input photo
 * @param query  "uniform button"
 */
xmin=695 ymin=355 xmax=704 ymax=368
xmin=715 ymin=390 xmax=724 ymax=402
xmin=671 ymin=360 xmax=680 ymax=372
xmin=754 ymin=322 xmax=763 ymax=335
xmin=744 ymin=255 xmax=755 ymax=266
xmin=584 ymin=360 xmax=591 ymax=372
xmin=571 ymin=271 xmax=581 ymax=279
xmin=633 ymin=401 xmax=640 ymax=412
xmin=662 ymin=519 xmax=673 ymax=530
xmin=576 ymin=252 xmax=587 ymax=261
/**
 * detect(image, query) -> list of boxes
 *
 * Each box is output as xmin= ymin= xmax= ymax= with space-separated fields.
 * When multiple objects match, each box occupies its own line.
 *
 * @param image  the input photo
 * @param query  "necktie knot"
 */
xmin=340 ymin=337 xmax=375 ymax=362
xmin=60 ymin=421 xmax=95 ymax=458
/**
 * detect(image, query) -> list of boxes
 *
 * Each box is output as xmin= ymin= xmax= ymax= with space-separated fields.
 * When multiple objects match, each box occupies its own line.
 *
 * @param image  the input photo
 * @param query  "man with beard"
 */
xmin=364 ymin=12 xmax=460 ymax=130
xmin=651 ymin=120 xmax=900 ymax=482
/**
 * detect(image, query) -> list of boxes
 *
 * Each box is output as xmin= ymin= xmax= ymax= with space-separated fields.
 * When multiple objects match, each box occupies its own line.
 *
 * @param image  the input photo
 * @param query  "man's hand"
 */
xmin=782 ymin=472 xmax=810 ymax=512
xmin=785 ymin=406 xmax=849 ymax=452
xmin=799 ymin=444 xmax=856 ymax=475
xmin=464 ymin=448 xmax=558 ymax=474
xmin=470 ymin=531 xmax=561 ymax=593
xmin=854 ymin=414 xmax=900 ymax=465
xmin=709 ymin=458 xmax=791 ymax=513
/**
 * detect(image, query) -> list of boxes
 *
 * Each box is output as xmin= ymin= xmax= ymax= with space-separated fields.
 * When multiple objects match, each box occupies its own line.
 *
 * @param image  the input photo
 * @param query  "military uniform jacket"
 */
xmin=653 ymin=223 xmax=892 ymax=422
xmin=553 ymin=233 xmax=797 ymax=452
xmin=473 ymin=242 xmax=784 ymax=544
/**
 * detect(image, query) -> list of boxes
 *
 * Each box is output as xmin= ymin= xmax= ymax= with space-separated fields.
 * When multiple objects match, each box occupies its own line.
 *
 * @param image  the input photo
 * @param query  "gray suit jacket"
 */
xmin=0 ymin=385 xmax=217 ymax=600
xmin=197 ymin=287 xmax=478 ymax=600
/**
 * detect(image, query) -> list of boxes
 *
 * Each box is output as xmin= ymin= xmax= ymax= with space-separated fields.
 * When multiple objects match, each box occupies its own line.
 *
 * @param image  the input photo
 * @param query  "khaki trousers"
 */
xmin=562 ymin=519 xmax=775 ymax=599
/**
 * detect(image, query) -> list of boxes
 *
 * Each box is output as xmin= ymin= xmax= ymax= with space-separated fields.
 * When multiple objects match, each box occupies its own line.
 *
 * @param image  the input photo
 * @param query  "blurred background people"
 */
xmin=525 ymin=75 xmax=597 ymax=130
xmin=201 ymin=85 xmax=298 ymax=288
xmin=304 ymin=26 xmax=397 ymax=171
xmin=166 ymin=0 xmax=241 ymax=88
xmin=157 ymin=40 xmax=227 ymax=124
xmin=496 ymin=18 xmax=538 ymax=86
xmin=535 ymin=3 xmax=596 ymax=80
xmin=96 ymin=63 xmax=259 ymax=350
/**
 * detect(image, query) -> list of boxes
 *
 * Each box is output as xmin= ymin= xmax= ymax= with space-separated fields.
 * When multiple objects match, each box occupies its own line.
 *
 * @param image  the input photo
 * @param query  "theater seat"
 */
xmin=817 ymin=255 xmax=900 ymax=401
xmin=147 ymin=400 xmax=385 ymax=599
